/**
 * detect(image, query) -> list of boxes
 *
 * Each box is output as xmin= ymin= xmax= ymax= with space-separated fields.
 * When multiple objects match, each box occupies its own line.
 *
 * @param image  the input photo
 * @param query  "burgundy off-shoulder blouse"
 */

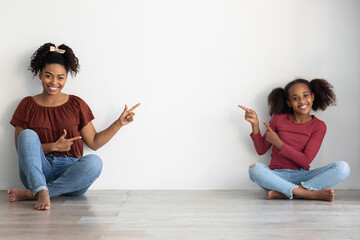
xmin=10 ymin=95 xmax=94 ymax=158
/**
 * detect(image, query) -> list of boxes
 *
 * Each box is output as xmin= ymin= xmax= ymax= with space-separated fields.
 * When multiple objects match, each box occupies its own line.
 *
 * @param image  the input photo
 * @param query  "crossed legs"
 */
xmin=249 ymin=162 xmax=350 ymax=201
xmin=8 ymin=129 xmax=102 ymax=210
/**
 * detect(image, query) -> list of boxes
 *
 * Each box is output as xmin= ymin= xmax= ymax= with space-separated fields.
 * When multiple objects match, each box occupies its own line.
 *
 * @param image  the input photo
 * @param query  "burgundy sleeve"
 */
xmin=10 ymin=98 xmax=30 ymax=128
xmin=279 ymin=122 xmax=326 ymax=169
xmin=78 ymin=98 xmax=95 ymax=130
xmin=250 ymin=132 xmax=272 ymax=155
xmin=249 ymin=116 xmax=275 ymax=155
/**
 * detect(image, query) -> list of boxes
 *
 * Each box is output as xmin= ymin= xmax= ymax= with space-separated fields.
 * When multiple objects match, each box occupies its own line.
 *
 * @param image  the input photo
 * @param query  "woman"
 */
xmin=8 ymin=43 xmax=140 ymax=210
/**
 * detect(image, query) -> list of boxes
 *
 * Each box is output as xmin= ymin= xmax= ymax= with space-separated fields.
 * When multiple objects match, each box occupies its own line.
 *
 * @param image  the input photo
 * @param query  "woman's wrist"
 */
xmin=113 ymin=119 xmax=123 ymax=129
xmin=42 ymin=143 xmax=55 ymax=154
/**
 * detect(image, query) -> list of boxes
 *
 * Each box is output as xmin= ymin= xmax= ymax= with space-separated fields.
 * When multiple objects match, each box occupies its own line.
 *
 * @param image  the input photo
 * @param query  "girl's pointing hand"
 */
xmin=238 ymin=105 xmax=259 ymax=125
xmin=264 ymin=121 xmax=283 ymax=150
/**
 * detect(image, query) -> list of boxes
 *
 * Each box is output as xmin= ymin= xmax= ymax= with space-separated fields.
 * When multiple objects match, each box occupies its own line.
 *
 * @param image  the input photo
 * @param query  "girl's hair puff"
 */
xmin=267 ymin=78 xmax=336 ymax=116
xmin=310 ymin=79 xmax=336 ymax=111
xmin=267 ymin=87 xmax=289 ymax=116
xmin=29 ymin=43 xmax=80 ymax=77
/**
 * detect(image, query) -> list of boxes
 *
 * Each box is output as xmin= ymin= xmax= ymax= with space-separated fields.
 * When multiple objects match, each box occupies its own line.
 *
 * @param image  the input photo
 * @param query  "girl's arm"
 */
xmin=263 ymin=121 xmax=283 ymax=150
xmin=239 ymin=105 xmax=272 ymax=155
xmin=81 ymin=103 xmax=140 ymax=151
xmin=278 ymin=123 xmax=326 ymax=169
xmin=250 ymin=131 xmax=272 ymax=155
xmin=238 ymin=105 xmax=259 ymax=135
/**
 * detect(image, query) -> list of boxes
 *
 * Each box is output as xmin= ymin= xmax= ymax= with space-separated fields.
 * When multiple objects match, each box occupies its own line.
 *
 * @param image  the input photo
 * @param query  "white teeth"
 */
xmin=300 ymin=105 xmax=307 ymax=109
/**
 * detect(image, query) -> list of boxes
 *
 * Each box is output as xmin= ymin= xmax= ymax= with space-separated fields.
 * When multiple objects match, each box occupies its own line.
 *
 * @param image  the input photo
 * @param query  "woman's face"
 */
xmin=39 ymin=64 xmax=67 ymax=96
xmin=286 ymin=83 xmax=314 ymax=116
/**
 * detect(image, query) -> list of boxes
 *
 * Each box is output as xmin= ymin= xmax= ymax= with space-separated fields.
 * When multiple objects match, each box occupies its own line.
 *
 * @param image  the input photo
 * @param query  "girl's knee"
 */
xmin=249 ymin=162 xmax=266 ymax=170
xmin=249 ymin=163 xmax=257 ymax=168
xmin=248 ymin=162 xmax=267 ymax=181
xmin=333 ymin=161 xmax=350 ymax=179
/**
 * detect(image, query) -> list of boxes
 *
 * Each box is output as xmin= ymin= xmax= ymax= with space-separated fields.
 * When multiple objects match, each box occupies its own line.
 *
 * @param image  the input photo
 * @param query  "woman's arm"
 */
xmin=14 ymin=126 xmax=24 ymax=151
xmin=81 ymin=103 xmax=140 ymax=151
xmin=42 ymin=130 xmax=82 ymax=154
xmin=14 ymin=127 xmax=81 ymax=154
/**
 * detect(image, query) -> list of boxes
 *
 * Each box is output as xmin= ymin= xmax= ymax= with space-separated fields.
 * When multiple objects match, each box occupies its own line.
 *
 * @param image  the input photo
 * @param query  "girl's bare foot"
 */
xmin=34 ymin=190 xmax=51 ymax=210
xmin=293 ymin=186 xmax=334 ymax=201
xmin=266 ymin=190 xmax=288 ymax=200
xmin=304 ymin=188 xmax=334 ymax=201
xmin=8 ymin=189 xmax=36 ymax=202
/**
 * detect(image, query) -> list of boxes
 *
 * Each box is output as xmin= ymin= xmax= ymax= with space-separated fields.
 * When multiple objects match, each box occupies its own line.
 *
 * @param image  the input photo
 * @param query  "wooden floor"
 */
xmin=0 ymin=190 xmax=359 ymax=240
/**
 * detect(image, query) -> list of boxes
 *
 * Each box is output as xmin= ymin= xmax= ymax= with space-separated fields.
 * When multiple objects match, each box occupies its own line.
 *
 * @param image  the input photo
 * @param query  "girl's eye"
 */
xmin=304 ymin=94 xmax=309 ymax=98
xmin=293 ymin=97 xmax=298 ymax=101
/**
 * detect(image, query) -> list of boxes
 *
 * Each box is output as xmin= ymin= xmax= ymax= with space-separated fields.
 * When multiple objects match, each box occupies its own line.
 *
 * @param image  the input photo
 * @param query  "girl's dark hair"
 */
xmin=267 ymin=79 xmax=336 ymax=116
xmin=29 ymin=43 xmax=80 ymax=77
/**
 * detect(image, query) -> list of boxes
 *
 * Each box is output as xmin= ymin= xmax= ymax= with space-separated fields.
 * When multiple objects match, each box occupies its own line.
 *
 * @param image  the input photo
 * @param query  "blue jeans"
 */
xmin=248 ymin=161 xmax=350 ymax=199
xmin=17 ymin=129 xmax=103 ymax=198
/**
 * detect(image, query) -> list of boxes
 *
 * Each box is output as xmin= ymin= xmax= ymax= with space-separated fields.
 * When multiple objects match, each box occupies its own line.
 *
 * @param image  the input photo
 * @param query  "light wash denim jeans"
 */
xmin=17 ymin=129 xmax=103 ymax=197
xmin=248 ymin=161 xmax=350 ymax=199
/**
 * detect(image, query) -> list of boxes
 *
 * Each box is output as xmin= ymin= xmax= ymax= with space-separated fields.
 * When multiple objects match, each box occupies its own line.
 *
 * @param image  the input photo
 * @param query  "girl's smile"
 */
xmin=286 ymin=83 xmax=314 ymax=123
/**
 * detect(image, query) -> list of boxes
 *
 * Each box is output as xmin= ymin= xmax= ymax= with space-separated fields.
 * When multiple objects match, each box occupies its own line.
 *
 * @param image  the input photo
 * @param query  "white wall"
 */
xmin=0 ymin=0 xmax=359 ymax=190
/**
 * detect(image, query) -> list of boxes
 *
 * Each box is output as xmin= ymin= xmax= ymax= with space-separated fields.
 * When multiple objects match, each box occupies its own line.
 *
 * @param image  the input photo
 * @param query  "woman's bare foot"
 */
xmin=8 ymin=189 xmax=51 ymax=210
xmin=293 ymin=186 xmax=334 ymax=201
xmin=34 ymin=190 xmax=51 ymax=210
xmin=8 ymin=189 xmax=36 ymax=202
xmin=266 ymin=190 xmax=288 ymax=200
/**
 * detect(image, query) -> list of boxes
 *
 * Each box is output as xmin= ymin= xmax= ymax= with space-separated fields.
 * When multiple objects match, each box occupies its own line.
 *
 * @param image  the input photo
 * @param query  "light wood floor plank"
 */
xmin=0 ymin=190 xmax=359 ymax=240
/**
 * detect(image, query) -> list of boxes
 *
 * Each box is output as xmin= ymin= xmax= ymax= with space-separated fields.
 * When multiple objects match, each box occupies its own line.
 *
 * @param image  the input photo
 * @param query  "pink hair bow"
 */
xmin=50 ymin=45 xmax=66 ymax=54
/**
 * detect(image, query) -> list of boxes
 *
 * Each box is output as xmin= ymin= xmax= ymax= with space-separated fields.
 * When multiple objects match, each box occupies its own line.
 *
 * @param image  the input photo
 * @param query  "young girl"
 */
xmin=8 ymin=43 xmax=140 ymax=210
xmin=239 ymin=79 xmax=350 ymax=201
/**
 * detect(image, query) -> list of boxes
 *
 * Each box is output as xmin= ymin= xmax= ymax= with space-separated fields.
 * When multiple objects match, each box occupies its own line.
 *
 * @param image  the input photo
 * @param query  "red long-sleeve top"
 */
xmin=250 ymin=114 xmax=326 ymax=170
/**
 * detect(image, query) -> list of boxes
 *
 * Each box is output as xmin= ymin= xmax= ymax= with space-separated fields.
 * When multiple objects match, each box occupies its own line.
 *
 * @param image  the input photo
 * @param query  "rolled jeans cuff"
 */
xmin=33 ymin=185 xmax=48 ymax=196
xmin=288 ymin=185 xmax=299 ymax=199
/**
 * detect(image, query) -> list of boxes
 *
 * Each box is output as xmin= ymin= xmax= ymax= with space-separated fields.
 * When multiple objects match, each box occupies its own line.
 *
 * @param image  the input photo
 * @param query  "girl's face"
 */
xmin=39 ymin=64 xmax=67 ymax=96
xmin=286 ymin=83 xmax=314 ymax=116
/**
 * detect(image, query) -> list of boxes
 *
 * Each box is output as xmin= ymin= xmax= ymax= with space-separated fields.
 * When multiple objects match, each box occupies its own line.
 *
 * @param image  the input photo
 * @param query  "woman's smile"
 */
xmin=39 ymin=64 xmax=67 ymax=96
xmin=47 ymin=85 xmax=60 ymax=92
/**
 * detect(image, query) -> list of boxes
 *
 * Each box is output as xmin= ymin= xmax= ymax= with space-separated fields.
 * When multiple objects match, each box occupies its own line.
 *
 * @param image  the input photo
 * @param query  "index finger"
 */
xmin=128 ymin=103 xmax=141 ymax=112
xmin=263 ymin=121 xmax=272 ymax=131
xmin=68 ymin=136 xmax=82 ymax=142
xmin=238 ymin=105 xmax=250 ymax=112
